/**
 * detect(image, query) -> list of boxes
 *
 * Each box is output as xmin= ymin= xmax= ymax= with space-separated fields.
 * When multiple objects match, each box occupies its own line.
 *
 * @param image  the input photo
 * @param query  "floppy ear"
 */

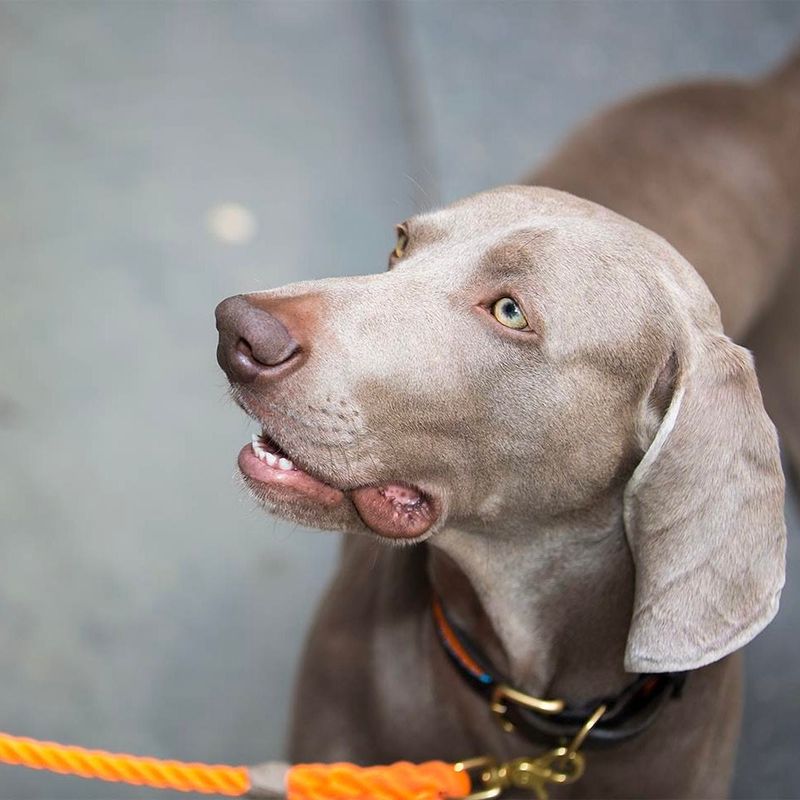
xmin=623 ymin=332 xmax=786 ymax=673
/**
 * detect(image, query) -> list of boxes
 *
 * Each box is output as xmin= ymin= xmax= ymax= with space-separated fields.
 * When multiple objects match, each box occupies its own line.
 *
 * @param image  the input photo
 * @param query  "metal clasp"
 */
xmin=456 ymin=751 xmax=585 ymax=800
xmin=510 ymin=747 xmax=585 ymax=797
xmin=454 ymin=756 xmax=506 ymax=800
xmin=456 ymin=703 xmax=607 ymax=799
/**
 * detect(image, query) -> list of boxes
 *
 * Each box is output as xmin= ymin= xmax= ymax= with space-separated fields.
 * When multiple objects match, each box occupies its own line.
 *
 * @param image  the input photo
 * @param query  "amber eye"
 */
xmin=393 ymin=224 xmax=409 ymax=259
xmin=491 ymin=297 xmax=528 ymax=330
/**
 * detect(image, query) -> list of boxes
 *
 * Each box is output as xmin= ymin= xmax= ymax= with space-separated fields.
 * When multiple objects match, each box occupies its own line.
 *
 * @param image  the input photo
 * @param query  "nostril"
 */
xmin=245 ymin=334 xmax=300 ymax=369
xmin=235 ymin=336 xmax=297 ymax=370
xmin=236 ymin=337 xmax=256 ymax=363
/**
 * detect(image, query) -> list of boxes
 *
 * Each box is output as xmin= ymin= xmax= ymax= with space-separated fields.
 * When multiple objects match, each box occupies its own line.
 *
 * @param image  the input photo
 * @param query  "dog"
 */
xmin=215 ymin=47 xmax=799 ymax=799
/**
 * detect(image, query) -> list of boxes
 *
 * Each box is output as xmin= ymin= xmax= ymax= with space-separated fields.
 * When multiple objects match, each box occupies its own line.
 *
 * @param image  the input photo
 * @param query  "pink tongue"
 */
xmin=351 ymin=483 xmax=436 ymax=540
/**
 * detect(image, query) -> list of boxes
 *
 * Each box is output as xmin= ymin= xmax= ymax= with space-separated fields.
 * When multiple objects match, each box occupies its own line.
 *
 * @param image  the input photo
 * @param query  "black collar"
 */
xmin=432 ymin=594 xmax=686 ymax=747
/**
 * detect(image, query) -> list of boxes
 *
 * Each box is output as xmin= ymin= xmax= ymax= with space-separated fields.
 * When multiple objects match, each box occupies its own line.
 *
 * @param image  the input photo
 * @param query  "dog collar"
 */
xmin=432 ymin=594 xmax=686 ymax=747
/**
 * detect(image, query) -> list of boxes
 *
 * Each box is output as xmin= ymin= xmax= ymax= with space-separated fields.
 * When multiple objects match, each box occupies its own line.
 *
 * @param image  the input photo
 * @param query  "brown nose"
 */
xmin=215 ymin=295 xmax=300 ymax=383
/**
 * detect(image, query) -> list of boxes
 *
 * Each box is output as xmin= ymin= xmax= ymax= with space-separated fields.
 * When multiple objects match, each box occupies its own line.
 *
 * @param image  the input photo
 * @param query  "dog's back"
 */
xmin=530 ymin=45 xmax=800 ymax=475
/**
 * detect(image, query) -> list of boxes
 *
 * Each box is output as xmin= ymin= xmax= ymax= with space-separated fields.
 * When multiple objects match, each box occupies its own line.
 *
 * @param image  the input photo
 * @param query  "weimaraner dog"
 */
xmin=215 ymin=48 xmax=799 ymax=798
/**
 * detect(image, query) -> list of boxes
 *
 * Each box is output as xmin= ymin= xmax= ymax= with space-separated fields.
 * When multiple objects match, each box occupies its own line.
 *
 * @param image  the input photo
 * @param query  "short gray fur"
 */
xmin=0 ymin=2 xmax=797 ymax=798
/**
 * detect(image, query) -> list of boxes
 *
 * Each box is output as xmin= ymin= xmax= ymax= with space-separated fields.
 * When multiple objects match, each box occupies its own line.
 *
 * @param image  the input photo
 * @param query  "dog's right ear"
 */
xmin=623 ymin=331 xmax=786 ymax=674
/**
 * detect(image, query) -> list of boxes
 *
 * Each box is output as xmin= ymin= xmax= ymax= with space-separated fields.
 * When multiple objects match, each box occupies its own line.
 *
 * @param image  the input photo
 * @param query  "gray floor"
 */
xmin=0 ymin=2 xmax=798 ymax=798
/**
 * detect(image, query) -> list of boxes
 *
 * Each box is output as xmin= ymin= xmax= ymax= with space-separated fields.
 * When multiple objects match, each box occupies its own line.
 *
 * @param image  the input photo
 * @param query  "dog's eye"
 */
xmin=393 ymin=224 xmax=409 ymax=259
xmin=492 ymin=297 xmax=528 ymax=330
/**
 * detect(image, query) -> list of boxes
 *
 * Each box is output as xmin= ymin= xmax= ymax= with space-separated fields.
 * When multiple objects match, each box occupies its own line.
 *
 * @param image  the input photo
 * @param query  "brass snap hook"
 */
xmin=455 ymin=756 xmax=506 ymax=800
xmin=458 ymin=704 xmax=607 ymax=799
xmin=456 ymin=751 xmax=584 ymax=800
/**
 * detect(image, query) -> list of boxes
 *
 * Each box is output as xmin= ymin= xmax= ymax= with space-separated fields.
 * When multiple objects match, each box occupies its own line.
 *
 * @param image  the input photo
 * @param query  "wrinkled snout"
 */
xmin=215 ymin=295 xmax=300 ymax=383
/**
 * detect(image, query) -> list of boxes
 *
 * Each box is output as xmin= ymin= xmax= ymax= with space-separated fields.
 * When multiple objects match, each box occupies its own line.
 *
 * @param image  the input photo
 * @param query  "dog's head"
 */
xmin=216 ymin=185 xmax=785 ymax=672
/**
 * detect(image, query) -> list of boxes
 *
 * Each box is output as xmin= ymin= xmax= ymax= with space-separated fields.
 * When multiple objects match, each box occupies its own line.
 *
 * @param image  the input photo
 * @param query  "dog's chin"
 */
xmin=239 ymin=471 xmax=359 ymax=534
xmin=237 ymin=434 xmax=440 ymax=543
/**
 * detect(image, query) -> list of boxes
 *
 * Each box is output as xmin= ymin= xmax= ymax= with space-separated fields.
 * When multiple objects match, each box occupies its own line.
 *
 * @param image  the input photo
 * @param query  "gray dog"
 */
xmin=215 ymin=48 xmax=799 ymax=799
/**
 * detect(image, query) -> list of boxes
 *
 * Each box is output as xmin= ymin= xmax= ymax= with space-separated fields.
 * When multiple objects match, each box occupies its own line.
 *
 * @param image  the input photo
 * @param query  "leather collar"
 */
xmin=432 ymin=594 xmax=686 ymax=748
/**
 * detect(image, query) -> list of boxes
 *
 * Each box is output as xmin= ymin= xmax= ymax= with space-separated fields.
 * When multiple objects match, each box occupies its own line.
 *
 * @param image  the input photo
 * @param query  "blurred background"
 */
xmin=0 ymin=2 xmax=798 ymax=798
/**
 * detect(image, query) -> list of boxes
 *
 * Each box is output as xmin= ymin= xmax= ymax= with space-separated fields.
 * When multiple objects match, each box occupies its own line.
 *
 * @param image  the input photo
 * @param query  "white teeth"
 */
xmin=251 ymin=434 xmax=268 ymax=460
xmin=251 ymin=434 xmax=276 ymax=464
xmin=251 ymin=433 xmax=294 ymax=470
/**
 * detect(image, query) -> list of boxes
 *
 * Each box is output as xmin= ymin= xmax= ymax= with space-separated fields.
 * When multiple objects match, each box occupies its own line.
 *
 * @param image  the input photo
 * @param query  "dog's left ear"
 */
xmin=623 ymin=331 xmax=786 ymax=673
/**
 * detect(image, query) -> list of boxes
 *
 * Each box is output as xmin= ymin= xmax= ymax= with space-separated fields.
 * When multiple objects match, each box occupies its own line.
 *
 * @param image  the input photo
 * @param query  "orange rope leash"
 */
xmin=0 ymin=730 xmax=471 ymax=799
xmin=0 ymin=731 xmax=249 ymax=795
xmin=287 ymin=761 xmax=470 ymax=800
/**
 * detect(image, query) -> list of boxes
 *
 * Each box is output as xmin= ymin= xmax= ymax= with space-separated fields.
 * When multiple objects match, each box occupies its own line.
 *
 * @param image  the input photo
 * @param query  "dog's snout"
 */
xmin=215 ymin=295 xmax=300 ymax=383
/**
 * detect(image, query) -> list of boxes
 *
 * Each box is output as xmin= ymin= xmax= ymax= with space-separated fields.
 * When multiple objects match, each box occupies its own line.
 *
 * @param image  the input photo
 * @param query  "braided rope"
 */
xmin=0 ymin=731 xmax=471 ymax=799
xmin=0 ymin=731 xmax=250 ymax=796
xmin=286 ymin=761 xmax=470 ymax=800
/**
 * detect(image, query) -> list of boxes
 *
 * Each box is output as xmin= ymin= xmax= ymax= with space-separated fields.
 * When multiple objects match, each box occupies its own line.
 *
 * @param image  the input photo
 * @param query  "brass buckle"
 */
xmin=489 ymin=683 xmax=565 ymax=733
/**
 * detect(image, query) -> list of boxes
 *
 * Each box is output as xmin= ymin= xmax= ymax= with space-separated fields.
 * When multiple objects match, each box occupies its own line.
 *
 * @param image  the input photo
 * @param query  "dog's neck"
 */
xmin=427 ymin=501 xmax=635 ymax=703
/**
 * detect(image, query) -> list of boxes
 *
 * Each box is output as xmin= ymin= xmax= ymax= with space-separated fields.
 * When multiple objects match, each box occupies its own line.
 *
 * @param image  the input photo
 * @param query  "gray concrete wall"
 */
xmin=0 ymin=3 xmax=797 ymax=798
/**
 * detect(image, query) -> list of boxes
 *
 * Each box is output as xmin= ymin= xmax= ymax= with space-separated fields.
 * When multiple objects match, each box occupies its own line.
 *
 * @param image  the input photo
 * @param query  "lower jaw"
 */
xmin=237 ymin=444 xmax=438 ymax=540
xmin=238 ymin=445 xmax=344 ymax=508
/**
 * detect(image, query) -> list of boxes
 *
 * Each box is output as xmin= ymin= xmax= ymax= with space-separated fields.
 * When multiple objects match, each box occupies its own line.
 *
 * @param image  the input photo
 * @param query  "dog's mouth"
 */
xmin=238 ymin=431 xmax=438 ymax=540
xmin=239 ymin=433 xmax=345 ymax=508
